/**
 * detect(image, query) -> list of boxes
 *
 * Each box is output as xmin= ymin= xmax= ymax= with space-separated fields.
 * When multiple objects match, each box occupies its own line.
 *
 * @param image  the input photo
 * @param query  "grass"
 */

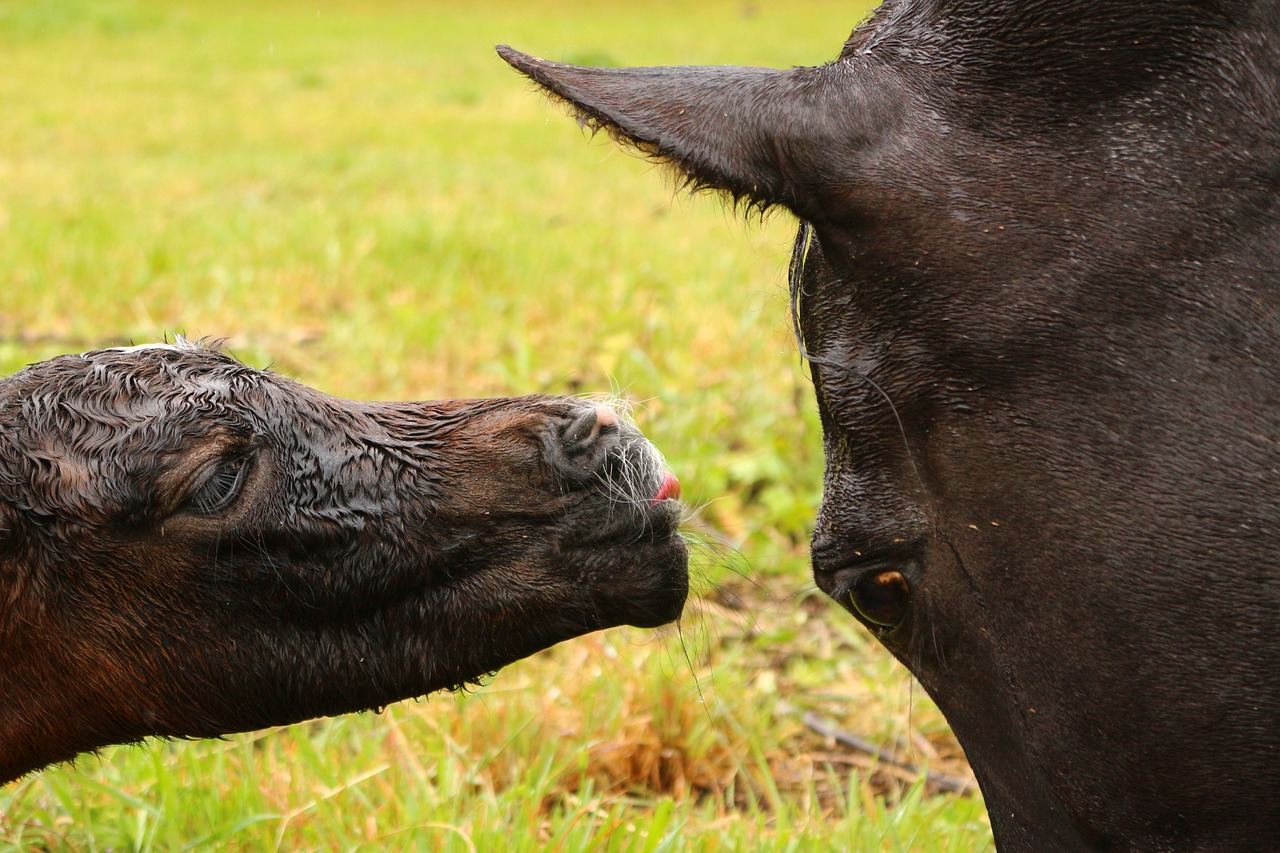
xmin=0 ymin=0 xmax=994 ymax=849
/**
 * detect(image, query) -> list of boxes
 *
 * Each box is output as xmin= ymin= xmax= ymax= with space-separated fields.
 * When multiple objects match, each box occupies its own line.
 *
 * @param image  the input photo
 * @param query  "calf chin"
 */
xmin=0 ymin=342 xmax=689 ymax=782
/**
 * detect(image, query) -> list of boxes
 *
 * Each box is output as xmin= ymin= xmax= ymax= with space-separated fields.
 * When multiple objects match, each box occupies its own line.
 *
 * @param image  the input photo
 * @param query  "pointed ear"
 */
xmin=498 ymin=46 xmax=877 ymax=216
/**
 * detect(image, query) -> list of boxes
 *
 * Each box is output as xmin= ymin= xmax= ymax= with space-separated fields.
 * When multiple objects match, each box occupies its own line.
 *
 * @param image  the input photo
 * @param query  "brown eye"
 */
xmin=188 ymin=454 xmax=252 ymax=515
xmin=850 ymin=569 xmax=911 ymax=628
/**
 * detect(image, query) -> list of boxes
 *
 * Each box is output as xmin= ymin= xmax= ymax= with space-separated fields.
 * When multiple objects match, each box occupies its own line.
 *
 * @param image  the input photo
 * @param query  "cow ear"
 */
xmin=498 ymin=46 xmax=868 ymax=216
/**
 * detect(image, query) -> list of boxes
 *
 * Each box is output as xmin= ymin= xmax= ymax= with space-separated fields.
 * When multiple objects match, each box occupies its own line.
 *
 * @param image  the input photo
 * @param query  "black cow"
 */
xmin=500 ymin=1 xmax=1280 ymax=849
xmin=0 ymin=342 xmax=687 ymax=782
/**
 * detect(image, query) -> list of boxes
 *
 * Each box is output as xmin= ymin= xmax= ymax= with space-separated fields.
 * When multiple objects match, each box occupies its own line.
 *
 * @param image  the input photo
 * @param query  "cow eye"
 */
xmin=850 ymin=568 xmax=911 ymax=628
xmin=188 ymin=454 xmax=252 ymax=515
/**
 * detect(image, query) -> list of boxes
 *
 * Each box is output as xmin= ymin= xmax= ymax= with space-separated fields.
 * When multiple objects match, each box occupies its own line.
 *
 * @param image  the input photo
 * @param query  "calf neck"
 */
xmin=502 ymin=1 xmax=1280 ymax=848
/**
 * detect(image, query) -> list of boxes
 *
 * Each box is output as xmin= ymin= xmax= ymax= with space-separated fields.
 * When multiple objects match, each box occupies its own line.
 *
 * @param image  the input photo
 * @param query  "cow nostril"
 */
xmin=849 ymin=568 xmax=911 ymax=628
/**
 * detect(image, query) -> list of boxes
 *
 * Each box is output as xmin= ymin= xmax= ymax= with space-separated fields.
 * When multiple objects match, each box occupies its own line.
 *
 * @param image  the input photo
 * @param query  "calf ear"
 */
xmin=498 ymin=46 xmax=877 ymax=217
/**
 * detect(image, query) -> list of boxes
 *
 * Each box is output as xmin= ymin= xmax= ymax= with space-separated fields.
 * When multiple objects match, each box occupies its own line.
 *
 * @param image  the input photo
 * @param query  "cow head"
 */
xmin=501 ymin=1 xmax=1280 ymax=848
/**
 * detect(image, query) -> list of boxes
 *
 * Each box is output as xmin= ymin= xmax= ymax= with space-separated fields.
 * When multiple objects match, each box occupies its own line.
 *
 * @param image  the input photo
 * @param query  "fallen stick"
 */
xmin=801 ymin=712 xmax=977 ymax=796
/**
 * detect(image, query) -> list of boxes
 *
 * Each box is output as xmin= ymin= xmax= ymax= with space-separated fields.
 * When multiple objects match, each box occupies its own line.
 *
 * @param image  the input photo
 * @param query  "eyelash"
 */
xmin=188 ymin=454 xmax=253 ymax=515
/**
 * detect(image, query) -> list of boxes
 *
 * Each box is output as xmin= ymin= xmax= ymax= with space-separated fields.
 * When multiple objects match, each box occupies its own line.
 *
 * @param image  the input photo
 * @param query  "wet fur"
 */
xmin=0 ymin=341 xmax=688 ymax=782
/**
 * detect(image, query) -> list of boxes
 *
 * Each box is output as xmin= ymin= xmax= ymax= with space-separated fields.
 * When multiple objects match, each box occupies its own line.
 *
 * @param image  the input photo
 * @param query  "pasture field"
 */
xmin=0 ymin=0 xmax=993 ymax=849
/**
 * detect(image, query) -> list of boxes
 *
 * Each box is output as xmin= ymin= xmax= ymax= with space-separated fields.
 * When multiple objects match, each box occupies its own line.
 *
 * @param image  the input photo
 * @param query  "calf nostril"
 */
xmin=594 ymin=406 xmax=619 ymax=429
xmin=562 ymin=406 xmax=617 ymax=450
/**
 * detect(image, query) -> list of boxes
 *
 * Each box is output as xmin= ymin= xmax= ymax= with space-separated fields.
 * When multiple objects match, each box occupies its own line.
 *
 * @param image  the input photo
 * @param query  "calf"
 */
xmin=0 ymin=341 xmax=688 ymax=782
xmin=501 ymin=1 xmax=1280 ymax=849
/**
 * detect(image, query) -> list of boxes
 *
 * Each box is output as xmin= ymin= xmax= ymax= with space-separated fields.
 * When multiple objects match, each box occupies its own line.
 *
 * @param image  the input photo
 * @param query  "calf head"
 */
xmin=502 ymin=1 xmax=1280 ymax=848
xmin=0 ymin=342 xmax=688 ymax=782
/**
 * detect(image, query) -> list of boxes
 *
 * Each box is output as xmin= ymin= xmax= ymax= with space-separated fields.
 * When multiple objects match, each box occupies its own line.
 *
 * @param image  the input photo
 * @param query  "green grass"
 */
xmin=0 ymin=1 xmax=993 ymax=849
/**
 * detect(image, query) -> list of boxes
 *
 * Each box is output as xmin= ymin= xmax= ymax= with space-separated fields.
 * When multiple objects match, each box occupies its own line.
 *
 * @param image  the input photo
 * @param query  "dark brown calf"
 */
xmin=503 ymin=1 xmax=1280 ymax=849
xmin=0 ymin=342 xmax=688 ymax=782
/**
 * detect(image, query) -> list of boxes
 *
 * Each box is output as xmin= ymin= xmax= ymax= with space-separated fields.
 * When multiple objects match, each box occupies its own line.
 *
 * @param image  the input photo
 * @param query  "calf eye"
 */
xmin=188 ymin=455 xmax=252 ymax=515
xmin=850 ymin=568 xmax=911 ymax=628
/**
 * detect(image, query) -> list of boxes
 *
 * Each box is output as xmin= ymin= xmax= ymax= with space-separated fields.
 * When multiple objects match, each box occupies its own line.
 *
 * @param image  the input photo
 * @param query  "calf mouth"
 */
xmin=554 ymin=412 xmax=691 ymax=629
xmin=566 ymin=464 xmax=690 ymax=630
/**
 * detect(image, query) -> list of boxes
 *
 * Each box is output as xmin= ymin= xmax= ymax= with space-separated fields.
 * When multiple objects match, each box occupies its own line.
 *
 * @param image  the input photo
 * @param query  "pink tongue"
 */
xmin=654 ymin=471 xmax=682 ymax=502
